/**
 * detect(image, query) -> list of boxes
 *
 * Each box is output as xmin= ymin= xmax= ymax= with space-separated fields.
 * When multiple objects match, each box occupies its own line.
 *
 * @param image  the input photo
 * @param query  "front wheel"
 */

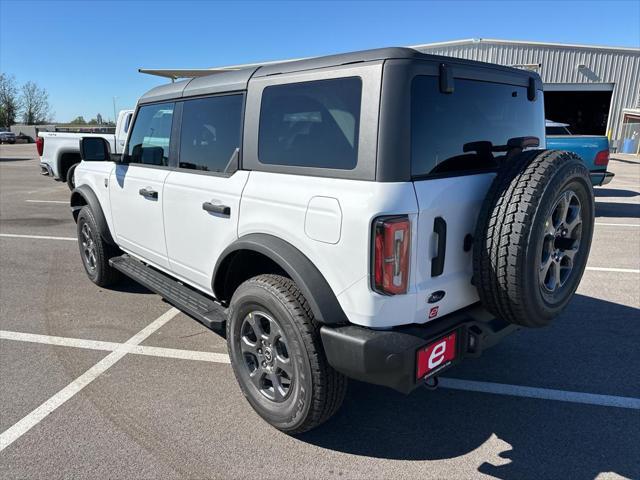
xmin=227 ymin=274 xmax=347 ymax=434
xmin=77 ymin=206 xmax=120 ymax=287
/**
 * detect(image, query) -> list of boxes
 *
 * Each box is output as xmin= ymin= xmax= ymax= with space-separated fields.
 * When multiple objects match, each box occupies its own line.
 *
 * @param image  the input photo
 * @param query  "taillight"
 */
xmin=36 ymin=137 xmax=44 ymax=156
xmin=372 ymin=216 xmax=410 ymax=295
xmin=594 ymin=149 xmax=609 ymax=167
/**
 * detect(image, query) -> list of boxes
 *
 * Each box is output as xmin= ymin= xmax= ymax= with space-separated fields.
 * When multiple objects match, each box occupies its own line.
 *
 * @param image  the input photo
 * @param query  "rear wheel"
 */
xmin=227 ymin=274 xmax=347 ymax=433
xmin=473 ymin=150 xmax=594 ymax=327
xmin=66 ymin=163 xmax=78 ymax=191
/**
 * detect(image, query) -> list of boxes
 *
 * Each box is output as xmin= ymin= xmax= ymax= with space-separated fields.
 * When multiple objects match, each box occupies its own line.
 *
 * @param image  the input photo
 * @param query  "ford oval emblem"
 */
xmin=427 ymin=290 xmax=446 ymax=303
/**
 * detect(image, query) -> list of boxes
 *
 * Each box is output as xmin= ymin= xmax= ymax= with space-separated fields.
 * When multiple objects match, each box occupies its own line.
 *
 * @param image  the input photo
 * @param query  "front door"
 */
xmin=109 ymin=102 xmax=175 ymax=269
xmin=163 ymin=94 xmax=247 ymax=292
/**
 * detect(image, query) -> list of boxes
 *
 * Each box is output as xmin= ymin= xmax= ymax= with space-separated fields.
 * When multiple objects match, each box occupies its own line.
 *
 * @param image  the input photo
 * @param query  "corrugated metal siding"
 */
xmin=416 ymin=41 xmax=640 ymax=143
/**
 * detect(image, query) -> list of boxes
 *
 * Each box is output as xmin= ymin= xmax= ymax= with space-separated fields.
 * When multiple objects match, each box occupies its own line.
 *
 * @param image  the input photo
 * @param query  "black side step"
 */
xmin=109 ymin=254 xmax=226 ymax=330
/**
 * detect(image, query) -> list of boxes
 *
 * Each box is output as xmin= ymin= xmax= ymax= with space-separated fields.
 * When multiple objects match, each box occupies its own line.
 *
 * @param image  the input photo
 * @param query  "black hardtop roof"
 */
xmin=138 ymin=46 xmax=538 ymax=104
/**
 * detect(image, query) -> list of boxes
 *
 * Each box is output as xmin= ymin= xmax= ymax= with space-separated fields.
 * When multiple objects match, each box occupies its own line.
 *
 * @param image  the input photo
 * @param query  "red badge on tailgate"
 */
xmin=416 ymin=332 xmax=457 ymax=379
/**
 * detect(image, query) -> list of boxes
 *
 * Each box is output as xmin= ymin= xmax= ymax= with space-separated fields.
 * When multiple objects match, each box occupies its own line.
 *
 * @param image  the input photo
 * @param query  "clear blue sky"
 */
xmin=1 ymin=0 xmax=638 ymax=122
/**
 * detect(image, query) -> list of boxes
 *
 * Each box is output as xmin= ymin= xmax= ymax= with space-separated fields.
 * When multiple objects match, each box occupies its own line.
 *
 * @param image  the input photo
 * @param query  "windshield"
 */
xmin=411 ymin=76 xmax=545 ymax=177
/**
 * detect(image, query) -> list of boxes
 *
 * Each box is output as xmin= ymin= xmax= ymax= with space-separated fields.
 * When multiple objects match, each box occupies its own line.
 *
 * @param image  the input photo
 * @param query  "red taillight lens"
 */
xmin=594 ymin=149 xmax=609 ymax=167
xmin=372 ymin=216 xmax=410 ymax=295
xmin=36 ymin=137 xmax=44 ymax=156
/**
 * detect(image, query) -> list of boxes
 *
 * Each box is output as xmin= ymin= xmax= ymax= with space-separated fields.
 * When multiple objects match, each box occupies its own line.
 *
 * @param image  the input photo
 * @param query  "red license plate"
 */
xmin=416 ymin=331 xmax=458 ymax=379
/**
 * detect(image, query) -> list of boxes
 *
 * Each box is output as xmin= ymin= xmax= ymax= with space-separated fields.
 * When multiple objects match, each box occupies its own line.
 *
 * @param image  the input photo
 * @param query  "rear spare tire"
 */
xmin=473 ymin=150 xmax=594 ymax=328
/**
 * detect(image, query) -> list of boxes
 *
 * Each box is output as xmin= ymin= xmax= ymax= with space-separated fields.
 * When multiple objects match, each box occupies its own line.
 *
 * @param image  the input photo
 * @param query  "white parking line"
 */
xmin=595 ymin=222 xmax=640 ymax=228
xmin=586 ymin=266 xmax=640 ymax=274
xmin=0 ymin=233 xmax=75 ymax=241
xmin=3 ymin=234 xmax=639 ymax=273
xmin=0 ymin=330 xmax=230 ymax=364
xmin=0 ymin=330 xmax=118 ymax=351
xmin=1 ymin=327 xmax=638 ymax=414
xmin=25 ymin=200 xmax=68 ymax=204
xmin=439 ymin=378 xmax=640 ymax=410
xmin=0 ymin=308 xmax=180 ymax=453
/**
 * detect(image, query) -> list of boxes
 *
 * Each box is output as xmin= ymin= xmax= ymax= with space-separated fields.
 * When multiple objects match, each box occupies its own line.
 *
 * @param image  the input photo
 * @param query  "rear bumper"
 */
xmin=591 ymin=170 xmax=614 ymax=186
xmin=320 ymin=305 xmax=518 ymax=394
xmin=39 ymin=162 xmax=53 ymax=176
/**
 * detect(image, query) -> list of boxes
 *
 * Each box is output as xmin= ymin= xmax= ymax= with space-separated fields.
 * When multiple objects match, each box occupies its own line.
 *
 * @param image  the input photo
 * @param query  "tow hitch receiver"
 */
xmin=423 ymin=376 xmax=439 ymax=390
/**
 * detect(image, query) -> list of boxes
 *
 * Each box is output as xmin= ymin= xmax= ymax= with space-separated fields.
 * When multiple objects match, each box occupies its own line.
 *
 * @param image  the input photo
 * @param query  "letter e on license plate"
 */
xmin=416 ymin=332 xmax=457 ymax=379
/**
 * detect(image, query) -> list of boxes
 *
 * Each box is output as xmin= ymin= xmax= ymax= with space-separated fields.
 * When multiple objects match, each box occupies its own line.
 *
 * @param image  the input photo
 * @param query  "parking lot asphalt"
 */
xmin=1 ymin=144 xmax=639 ymax=479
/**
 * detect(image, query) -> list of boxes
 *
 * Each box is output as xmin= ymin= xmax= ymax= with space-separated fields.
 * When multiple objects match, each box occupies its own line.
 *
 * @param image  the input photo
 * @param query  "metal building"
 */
xmin=140 ymin=38 xmax=640 ymax=152
xmin=411 ymin=39 xmax=640 ymax=151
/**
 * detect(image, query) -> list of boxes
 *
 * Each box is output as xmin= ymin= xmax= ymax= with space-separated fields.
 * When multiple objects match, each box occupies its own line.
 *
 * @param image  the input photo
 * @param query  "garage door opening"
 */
xmin=544 ymin=90 xmax=613 ymax=135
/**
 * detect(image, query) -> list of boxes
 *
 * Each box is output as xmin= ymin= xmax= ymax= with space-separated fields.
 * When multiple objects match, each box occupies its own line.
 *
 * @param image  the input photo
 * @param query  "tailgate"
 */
xmin=412 ymin=174 xmax=494 ymax=321
xmin=545 ymin=135 xmax=609 ymax=170
xmin=409 ymin=74 xmax=545 ymax=322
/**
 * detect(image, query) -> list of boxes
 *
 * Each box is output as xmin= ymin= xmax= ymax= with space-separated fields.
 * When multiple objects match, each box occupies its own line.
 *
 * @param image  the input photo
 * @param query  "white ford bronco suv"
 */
xmin=72 ymin=48 xmax=594 ymax=433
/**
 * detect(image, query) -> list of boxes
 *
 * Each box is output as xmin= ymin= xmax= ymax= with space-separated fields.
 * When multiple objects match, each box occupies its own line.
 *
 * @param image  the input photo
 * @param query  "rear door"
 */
xmin=410 ymin=74 xmax=545 ymax=321
xmin=109 ymin=102 xmax=175 ymax=268
xmin=163 ymin=94 xmax=248 ymax=292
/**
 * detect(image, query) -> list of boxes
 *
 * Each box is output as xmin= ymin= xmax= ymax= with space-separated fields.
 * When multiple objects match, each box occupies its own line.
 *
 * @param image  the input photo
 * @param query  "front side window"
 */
xmin=178 ymin=95 xmax=243 ymax=173
xmin=411 ymin=76 xmax=545 ymax=177
xmin=258 ymin=77 xmax=362 ymax=170
xmin=126 ymin=102 xmax=174 ymax=166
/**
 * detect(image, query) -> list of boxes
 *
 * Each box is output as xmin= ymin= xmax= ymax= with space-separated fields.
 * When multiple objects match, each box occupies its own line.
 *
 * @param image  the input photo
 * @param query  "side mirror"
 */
xmin=80 ymin=137 xmax=111 ymax=162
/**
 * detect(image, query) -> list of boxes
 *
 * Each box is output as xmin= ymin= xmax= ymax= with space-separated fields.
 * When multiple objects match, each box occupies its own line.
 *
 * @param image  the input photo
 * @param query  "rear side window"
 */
xmin=546 ymin=126 xmax=571 ymax=135
xmin=179 ymin=95 xmax=243 ymax=173
xmin=411 ymin=76 xmax=545 ymax=177
xmin=126 ymin=103 xmax=174 ymax=166
xmin=258 ymin=77 xmax=362 ymax=170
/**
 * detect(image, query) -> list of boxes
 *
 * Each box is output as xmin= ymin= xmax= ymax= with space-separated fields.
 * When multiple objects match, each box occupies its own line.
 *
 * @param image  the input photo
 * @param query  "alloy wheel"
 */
xmin=240 ymin=310 xmax=293 ymax=402
xmin=540 ymin=190 xmax=583 ymax=293
xmin=81 ymin=222 xmax=97 ymax=273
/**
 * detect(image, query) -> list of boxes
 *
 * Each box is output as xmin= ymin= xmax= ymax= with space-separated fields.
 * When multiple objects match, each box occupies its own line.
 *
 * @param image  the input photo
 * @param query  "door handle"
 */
xmin=431 ymin=217 xmax=447 ymax=277
xmin=139 ymin=188 xmax=158 ymax=199
xmin=202 ymin=202 xmax=231 ymax=216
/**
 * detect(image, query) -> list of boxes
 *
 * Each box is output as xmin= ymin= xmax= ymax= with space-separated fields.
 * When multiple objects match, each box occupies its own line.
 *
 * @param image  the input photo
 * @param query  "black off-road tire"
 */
xmin=473 ymin=150 xmax=594 ymax=328
xmin=77 ymin=206 xmax=121 ymax=287
xmin=66 ymin=163 xmax=78 ymax=191
xmin=227 ymin=274 xmax=347 ymax=434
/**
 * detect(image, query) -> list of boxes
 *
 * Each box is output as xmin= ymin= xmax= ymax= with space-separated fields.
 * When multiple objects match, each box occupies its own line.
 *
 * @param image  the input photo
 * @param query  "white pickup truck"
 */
xmin=38 ymin=109 xmax=133 ymax=189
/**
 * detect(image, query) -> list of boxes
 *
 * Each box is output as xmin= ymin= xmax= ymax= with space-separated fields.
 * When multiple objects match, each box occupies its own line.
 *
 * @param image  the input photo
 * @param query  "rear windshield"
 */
xmin=411 ymin=76 xmax=545 ymax=177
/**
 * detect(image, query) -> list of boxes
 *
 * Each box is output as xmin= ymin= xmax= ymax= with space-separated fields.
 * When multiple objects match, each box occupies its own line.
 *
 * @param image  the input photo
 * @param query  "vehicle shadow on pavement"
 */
xmin=595 ymin=201 xmax=640 ymax=218
xmin=299 ymin=294 xmax=640 ymax=479
xmin=108 ymin=276 xmax=153 ymax=295
xmin=595 ymin=188 xmax=639 ymax=198
xmin=610 ymin=157 xmax=640 ymax=165
xmin=0 ymin=157 xmax=33 ymax=162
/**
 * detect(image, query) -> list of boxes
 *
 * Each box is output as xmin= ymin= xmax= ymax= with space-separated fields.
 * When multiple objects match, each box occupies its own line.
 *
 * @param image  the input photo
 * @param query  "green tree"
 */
xmin=70 ymin=116 xmax=87 ymax=125
xmin=21 ymin=81 xmax=51 ymax=124
xmin=0 ymin=73 xmax=20 ymax=128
